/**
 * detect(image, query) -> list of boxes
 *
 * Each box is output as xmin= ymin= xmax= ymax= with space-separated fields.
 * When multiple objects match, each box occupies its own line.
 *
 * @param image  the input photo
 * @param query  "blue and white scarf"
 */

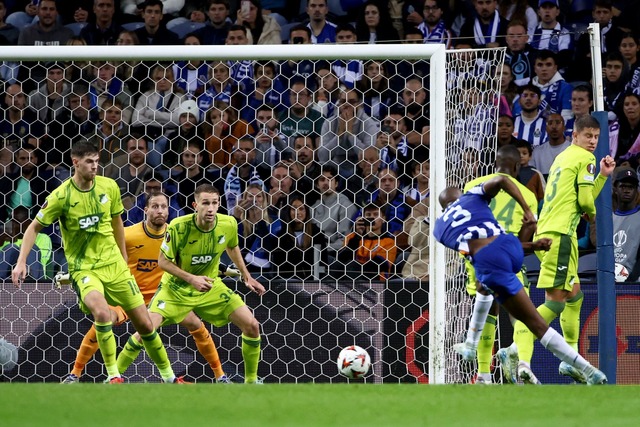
xmin=474 ymin=10 xmax=500 ymax=46
xmin=418 ymin=20 xmax=451 ymax=47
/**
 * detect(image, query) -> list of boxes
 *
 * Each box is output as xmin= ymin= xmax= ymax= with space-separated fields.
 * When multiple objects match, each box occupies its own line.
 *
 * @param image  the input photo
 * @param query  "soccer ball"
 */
xmin=615 ymin=263 xmax=629 ymax=282
xmin=337 ymin=345 xmax=371 ymax=379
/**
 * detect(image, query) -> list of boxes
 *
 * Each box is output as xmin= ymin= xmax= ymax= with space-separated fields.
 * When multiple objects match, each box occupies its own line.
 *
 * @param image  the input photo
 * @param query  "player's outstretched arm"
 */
xmin=11 ymin=220 xmax=44 ymax=288
xmin=225 ymin=245 xmax=266 ymax=296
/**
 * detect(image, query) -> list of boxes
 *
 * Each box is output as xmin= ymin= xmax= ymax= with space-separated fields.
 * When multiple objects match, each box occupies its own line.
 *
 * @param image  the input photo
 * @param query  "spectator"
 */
xmin=17 ymin=0 xmax=73 ymax=46
xmin=278 ymin=79 xmax=324 ymax=141
xmin=311 ymin=61 xmax=339 ymax=118
xmin=113 ymin=30 xmax=148 ymax=95
xmin=451 ymin=83 xmax=496 ymax=162
xmin=402 ymin=0 xmax=427 ymax=35
xmin=513 ymin=83 xmax=547 ymax=147
xmin=158 ymin=99 xmax=205 ymax=171
xmin=0 ymin=143 xmax=50 ymax=222
xmin=56 ymin=1 xmax=93 ymax=25
xmin=338 ymin=203 xmax=397 ymax=280
xmin=124 ymin=170 xmax=183 ymax=226
xmin=84 ymin=97 xmax=130 ymax=167
xmin=603 ymin=52 xmax=628 ymax=115
xmin=121 ymin=0 xmax=186 ymax=19
xmin=104 ymin=134 xmax=152 ymax=209
xmin=203 ymin=100 xmax=254 ymax=169
xmin=172 ymin=34 xmax=208 ymax=96
xmin=266 ymin=161 xmax=299 ymax=220
xmin=223 ymin=136 xmax=265 ymax=215
xmin=401 ymin=200 xmax=430 ymax=280
xmin=529 ymin=50 xmax=573 ymax=121
xmin=243 ymin=61 xmax=286 ymax=123
xmin=332 ymin=23 xmax=363 ymax=89
xmin=194 ymin=0 xmax=231 ymax=45
xmin=531 ymin=113 xmax=570 ymax=179
xmin=253 ymin=104 xmax=292 ymax=168
xmin=505 ymin=20 xmax=536 ymax=86
xmin=572 ymin=0 xmax=626 ymax=83
xmin=612 ymin=166 xmax=640 ymax=282
xmin=344 ymin=145 xmax=381 ymax=205
xmin=79 ymin=0 xmax=122 ymax=45
xmin=498 ymin=63 xmax=519 ymax=114
xmin=513 ymin=139 xmax=545 ymax=203
xmin=529 ymin=0 xmax=571 ymax=72
xmin=417 ymin=0 xmax=452 ymax=48
xmin=87 ymin=60 xmax=134 ymax=123
xmin=27 ymin=61 xmax=70 ymax=124
xmin=499 ymin=0 xmax=537 ymax=37
xmin=197 ymin=60 xmax=243 ymax=114
xmin=610 ymin=92 xmax=640 ymax=169
xmin=287 ymin=133 xmax=320 ymax=200
xmin=134 ymin=0 xmax=181 ymax=45
xmin=131 ymin=63 xmax=185 ymax=138
xmin=0 ymin=0 xmax=20 ymax=45
xmin=458 ymin=0 xmax=508 ymax=48
xmin=564 ymin=85 xmax=594 ymax=139
xmin=224 ymin=25 xmax=254 ymax=88
xmin=356 ymin=59 xmax=394 ymax=120
xmin=377 ymin=108 xmax=411 ymax=182
xmin=355 ymin=0 xmax=399 ymax=44
xmin=389 ymin=28 xmax=430 ymax=92
xmin=0 ymin=206 xmax=52 ymax=280
xmin=405 ymin=159 xmax=430 ymax=203
xmin=311 ymin=164 xmax=356 ymax=254
xmin=619 ymin=32 xmax=640 ymax=74
xmin=271 ymin=193 xmax=327 ymax=280
xmin=400 ymin=75 xmax=430 ymax=150
xmin=63 ymin=36 xmax=92 ymax=83
xmin=233 ymin=183 xmax=279 ymax=276
xmin=318 ymin=87 xmax=378 ymax=173
xmin=280 ymin=25 xmax=315 ymax=83
xmin=0 ymin=82 xmax=41 ymax=149
xmin=171 ymin=140 xmax=223 ymax=213
xmin=306 ymin=0 xmax=336 ymax=44
xmin=235 ymin=0 xmax=280 ymax=45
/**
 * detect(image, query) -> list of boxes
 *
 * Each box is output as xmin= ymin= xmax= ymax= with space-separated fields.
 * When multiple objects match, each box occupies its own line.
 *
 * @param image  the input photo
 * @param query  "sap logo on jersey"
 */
xmin=137 ymin=259 xmax=158 ymax=272
xmin=191 ymin=255 xmax=213 ymax=265
xmin=78 ymin=214 xmax=103 ymax=229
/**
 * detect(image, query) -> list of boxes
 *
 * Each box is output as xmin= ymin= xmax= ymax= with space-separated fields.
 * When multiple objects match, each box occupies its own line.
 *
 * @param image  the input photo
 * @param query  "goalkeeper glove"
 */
xmin=219 ymin=263 xmax=242 ymax=278
xmin=53 ymin=271 xmax=71 ymax=289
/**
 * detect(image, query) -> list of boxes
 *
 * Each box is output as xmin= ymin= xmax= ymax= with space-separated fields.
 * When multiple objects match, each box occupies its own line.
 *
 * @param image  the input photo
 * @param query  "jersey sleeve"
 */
xmin=160 ymin=223 xmax=178 ymax=261
xmin=35 ymin=192 xmax=62 ymax=227
xmin=227 ymin=215 xmax=239 ymax=248
xmin=576 ymin=152 xmax=596 ymax=187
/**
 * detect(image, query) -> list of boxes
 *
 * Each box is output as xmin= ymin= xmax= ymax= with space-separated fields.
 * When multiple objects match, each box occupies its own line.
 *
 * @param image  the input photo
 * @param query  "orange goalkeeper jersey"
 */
xmin=125 ymin=222 xmax=167 ymax=304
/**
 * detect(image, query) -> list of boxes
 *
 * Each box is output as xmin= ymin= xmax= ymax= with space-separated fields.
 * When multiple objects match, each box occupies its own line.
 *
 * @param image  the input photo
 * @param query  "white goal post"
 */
xmin=0 ymin=44 xmax=505 ymax=384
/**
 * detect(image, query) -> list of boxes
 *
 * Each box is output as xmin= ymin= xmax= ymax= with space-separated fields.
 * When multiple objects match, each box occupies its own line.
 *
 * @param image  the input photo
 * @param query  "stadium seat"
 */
xmin=578 ymin=252 xmax=598 ymax=282
xmin=169 ymin=22 xmax=206 ymax=39
xmin=122 ymin=22 xmax=145 ymax=31
xmin=523 ymin=254 xmax=541 ymax=284
xmin=65 ymin=22 xmax=88 ymax=36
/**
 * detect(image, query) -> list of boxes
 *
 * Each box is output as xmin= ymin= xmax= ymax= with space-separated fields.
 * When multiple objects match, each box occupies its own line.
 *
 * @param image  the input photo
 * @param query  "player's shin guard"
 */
xmin=190 ymin=323 xmax=225 ymax=379
xmin=95 ymin=321 xmax=119 ymax=378
xmin=71 ymin=324 xmax=100 ymax=377
xmin=116 ymin=336 xmax=144 ymax=374
xmin=477 ymin=314 xmax=497 ymax=375
xmin=561 ymin=290 xmax=583 ymax=351
xmin=242 ymin=334 xmax=261 ymax=383
xmin=140 ymin=331 xmax=175 ymax=382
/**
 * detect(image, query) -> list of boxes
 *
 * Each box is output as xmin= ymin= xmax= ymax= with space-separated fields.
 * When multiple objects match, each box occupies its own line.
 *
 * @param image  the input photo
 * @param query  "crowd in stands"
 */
xmin=1 ymin=0 xmax=639 ymax=283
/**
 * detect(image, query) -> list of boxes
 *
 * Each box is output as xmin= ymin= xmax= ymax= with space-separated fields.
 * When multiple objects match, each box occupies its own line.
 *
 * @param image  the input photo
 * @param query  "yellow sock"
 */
xmin=242 ymin=334 xmax=261 ymax=383
xmin=94 ymin=321 xmax=119 ymax=378
xmin=513 ymin=320 xmax=535 ymax=364
xmin=116 ymin=336 xmax=143 ymax=374
xmin=140 ymin=331 xmax=175 ymax=382
xmin=71 ymin=325 xmax=100 ymax=377
xmin=538 ymin=300 xmax=565 ymax=324
xmin=477 ymin=314 xmax=497 ymax=374
xmin=561 ymin=290 xmax=583 ymax=351
xmin=190 ymin=323 xmax=225 ymax=379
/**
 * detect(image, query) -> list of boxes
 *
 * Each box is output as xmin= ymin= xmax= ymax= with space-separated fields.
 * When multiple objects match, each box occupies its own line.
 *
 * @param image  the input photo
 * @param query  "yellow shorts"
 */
xmin=149 ymin=278 xmax=245 ymax=327
xmin=535 ymin=232 xmax=579 ymax=291
xmin=71 ymin=259 xmax=145 ymax=315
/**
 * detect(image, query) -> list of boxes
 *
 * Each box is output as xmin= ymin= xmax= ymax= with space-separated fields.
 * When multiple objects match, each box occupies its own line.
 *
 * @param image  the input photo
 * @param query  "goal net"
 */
xmin=0 ymin=44 xmax=504 ymax=383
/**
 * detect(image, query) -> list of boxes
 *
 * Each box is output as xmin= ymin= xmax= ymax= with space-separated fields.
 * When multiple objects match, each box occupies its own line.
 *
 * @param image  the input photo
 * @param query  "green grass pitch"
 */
xmin=1 ymin=383 xmax=639 ymax=427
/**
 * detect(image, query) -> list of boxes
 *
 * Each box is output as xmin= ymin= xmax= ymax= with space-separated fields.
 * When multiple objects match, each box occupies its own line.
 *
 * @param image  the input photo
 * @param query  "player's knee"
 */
xmin=243 ymin=317 xmax=260 ymax=338
xmin=92 ymin=307 xmax=112 ymax=323
xmin=134 ymin=317 xmax=154 ymax=335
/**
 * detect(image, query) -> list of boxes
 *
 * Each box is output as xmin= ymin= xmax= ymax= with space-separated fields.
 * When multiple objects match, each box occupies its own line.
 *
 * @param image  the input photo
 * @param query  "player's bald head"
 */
xmin=495 ymin=144 xmax=521 ymax=176
xmin=439 ymin=187 xmax=462 ymax=209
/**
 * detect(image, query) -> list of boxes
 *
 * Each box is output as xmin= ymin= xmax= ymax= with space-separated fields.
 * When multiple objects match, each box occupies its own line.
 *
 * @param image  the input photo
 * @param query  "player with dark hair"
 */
xmin=511 ymin=115 xmax=616 ymax=383
xmin=60 ymin=191 xmax=233 ymax=383
xmin=12 ymin=141 xmax=177 ymax=383
xmin=116 ymin=184 xmax=266 ymax=383
xmin=434 ymin=174 xmax=607 ymax=385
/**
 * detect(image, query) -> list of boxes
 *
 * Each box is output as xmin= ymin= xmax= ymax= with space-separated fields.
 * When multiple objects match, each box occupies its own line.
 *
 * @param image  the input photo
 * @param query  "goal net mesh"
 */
xmin=0 ymin=46 xmax=503 ymax=383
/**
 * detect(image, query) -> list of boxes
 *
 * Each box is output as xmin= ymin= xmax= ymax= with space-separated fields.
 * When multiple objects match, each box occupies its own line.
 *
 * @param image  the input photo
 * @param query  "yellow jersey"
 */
xmin=125 ymin=221 xmax=166 ymax=303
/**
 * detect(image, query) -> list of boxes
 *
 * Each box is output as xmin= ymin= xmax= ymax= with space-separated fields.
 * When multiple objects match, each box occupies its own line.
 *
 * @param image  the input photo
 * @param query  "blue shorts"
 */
xmin=473 ymin=233 xmax=524 ymax=304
